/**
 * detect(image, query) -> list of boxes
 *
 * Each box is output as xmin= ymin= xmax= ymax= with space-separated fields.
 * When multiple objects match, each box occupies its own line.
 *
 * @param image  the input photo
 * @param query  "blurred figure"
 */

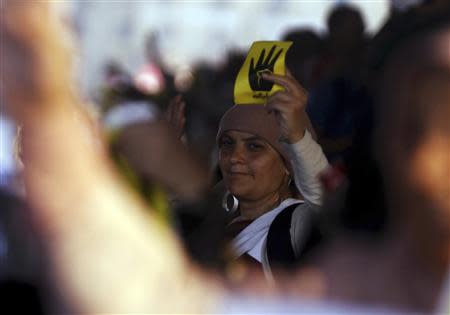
xmin=306 ymin=4 xmax=370 ymax=162
xmin=282 ymin=29 xmax=324 ymax=90
xmin=101 ymin=87 xmax=210 ymax=221
xmin=104 ymin=61 xmax=132 ymax=92
xmin=0 ymin=189 xmax=46 ymax=314
xmin=97 ymin=60 xmax=137 ymax=113
xmin=134 ymin=31 xmax=178 ymax=104
xmin=305 ymin=7 xmax=450 ymax=313
xmin=322 ymin=4 xmax=368 ymax=80
xmin=97 ymin=63 xmax=228 ymax=271
xmin=96 ymin=51 xmax=212 ymax=224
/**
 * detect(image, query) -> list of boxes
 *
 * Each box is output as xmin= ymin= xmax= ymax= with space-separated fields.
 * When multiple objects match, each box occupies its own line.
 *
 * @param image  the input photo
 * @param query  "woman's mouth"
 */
xmin=226 ymin=171 xmax=251 ymax=178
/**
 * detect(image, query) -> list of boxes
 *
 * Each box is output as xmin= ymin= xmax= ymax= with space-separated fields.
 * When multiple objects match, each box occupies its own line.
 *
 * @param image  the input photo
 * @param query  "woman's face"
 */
xmin=218 ymin=130 xmax=288 ymax=202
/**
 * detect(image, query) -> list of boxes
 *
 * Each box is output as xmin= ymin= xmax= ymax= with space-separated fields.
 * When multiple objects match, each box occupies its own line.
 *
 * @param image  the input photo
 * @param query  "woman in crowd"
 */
xmin=216 ymin=72 xmax=329 ymax=278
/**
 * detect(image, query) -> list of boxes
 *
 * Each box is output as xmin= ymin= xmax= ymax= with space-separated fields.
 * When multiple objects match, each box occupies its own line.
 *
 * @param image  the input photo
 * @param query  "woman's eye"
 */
xmin=247 ymin=142 xmax=264 ymax=151
xmin=219 ymin=138 xmax=234 ymax=149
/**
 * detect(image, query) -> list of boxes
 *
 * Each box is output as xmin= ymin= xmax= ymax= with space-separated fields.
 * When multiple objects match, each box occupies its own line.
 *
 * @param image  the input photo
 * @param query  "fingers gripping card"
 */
xmin=234 ymin=41 xmax=292 ymax=105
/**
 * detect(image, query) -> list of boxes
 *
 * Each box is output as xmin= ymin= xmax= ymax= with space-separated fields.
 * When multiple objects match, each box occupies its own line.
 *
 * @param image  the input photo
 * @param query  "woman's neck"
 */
xmin=238 ymin=191 xmax=287 ymax=221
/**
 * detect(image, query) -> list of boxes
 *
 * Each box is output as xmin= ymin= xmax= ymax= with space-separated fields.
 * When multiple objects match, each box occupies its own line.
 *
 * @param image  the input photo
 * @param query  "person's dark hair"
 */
xmin=281 ymin=28 xmax=323 ymax=87
xmin=327 ymin=4 xmax=365 ymax=36
xmin=282 ymin=28 xmax=323 ymax=61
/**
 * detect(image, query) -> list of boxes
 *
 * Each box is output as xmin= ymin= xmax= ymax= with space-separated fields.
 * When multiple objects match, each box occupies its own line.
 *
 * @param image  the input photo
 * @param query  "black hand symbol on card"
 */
xmin=248 ymin=45 xmax=283 ymax=91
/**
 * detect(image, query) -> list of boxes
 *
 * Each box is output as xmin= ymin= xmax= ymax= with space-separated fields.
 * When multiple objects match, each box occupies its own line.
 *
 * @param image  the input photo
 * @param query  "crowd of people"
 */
xmin=1 ymin=0 xmax=449 ymax=314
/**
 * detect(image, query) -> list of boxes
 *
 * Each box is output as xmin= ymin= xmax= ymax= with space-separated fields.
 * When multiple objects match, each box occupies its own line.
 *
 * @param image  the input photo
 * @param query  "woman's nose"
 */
xmin=229 ymin=145 xmax=246 ymax=164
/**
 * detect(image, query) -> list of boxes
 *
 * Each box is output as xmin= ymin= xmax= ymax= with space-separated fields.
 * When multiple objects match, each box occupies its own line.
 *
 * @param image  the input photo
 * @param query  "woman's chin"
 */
xmin=226 ymin=185 xmax=249 ymax=200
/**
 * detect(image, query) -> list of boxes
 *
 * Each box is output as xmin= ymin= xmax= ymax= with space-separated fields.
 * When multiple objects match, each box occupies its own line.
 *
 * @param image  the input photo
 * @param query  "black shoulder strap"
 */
xmin=266 ymin=204 xmax=299 ymax=269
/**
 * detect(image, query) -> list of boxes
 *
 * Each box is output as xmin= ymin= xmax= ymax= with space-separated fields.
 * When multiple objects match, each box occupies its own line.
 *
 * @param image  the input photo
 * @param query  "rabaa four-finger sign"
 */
xmin=234 ymin=41 xmax=292 ymax=105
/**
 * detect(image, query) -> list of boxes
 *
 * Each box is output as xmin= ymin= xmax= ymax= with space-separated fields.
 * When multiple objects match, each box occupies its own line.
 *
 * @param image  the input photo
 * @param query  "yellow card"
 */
xmin=234 ymin=41 xmax=292 ymax=105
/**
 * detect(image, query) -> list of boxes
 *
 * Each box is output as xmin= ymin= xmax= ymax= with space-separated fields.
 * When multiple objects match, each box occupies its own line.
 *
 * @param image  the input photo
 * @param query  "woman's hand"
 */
xmin=262 ymin=71 xmax=310 ymax=144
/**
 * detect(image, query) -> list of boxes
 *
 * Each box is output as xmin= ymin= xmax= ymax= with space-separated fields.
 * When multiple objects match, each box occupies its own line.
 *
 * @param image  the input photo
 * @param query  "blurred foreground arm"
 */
xmin=1 ymin=2 xmax=221 ymax=313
